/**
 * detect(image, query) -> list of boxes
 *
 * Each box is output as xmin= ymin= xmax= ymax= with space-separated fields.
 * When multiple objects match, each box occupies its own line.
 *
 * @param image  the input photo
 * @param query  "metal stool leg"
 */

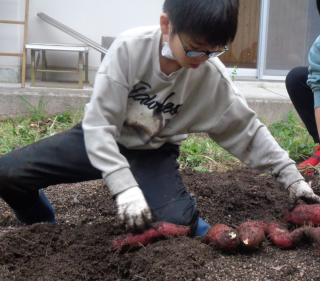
xmin=84 ymin=52 xmax=89 ymax=83
xmin=78 ymin=52 xmax=84 ymax=89
xmin=30 ymin=49 xmax=35 ymax=86
xmin=41 ymin=50 xmax=47 ymax=81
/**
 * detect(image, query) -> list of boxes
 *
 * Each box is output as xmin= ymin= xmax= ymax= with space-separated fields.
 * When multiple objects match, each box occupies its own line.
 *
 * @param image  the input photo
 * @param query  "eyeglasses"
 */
xmin=178 ymin=34 xmax=228 ymax=58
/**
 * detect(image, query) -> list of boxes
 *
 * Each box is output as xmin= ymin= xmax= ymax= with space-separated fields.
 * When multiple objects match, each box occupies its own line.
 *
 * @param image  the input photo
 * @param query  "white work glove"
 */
xmin=287 ymin=180 xmax=320 ymax=210
xmin=115 ymin=186 xmax=152 ymax=232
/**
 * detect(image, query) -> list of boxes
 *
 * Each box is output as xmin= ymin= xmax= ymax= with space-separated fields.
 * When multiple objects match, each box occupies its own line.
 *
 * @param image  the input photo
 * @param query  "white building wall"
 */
xmin=0 ymin=0 xmax=163 ymax=82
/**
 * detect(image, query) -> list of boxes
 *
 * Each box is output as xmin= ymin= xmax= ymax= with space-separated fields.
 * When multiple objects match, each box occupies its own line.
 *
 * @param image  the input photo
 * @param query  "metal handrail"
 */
xmin=37 ymin=13 xmax=108 ymax=54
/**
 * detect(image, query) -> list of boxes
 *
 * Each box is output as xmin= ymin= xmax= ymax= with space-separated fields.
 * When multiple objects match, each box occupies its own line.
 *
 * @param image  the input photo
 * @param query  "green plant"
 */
xmin=268 ymin=110 xmax=314 ymax=161
xmin=231 ymin=65 xmax=238 ymax=82
xmin=179 ymin=136 xmax=236 ymax=171
xmin=0 ymin=107 xmax=84 ymax=156
xmin=19 ymin=96 xmax=51 ymax=122
xmin=179 ymin=110 xmax=314 ymax=172
xmin=193 ymin=166 xmax=213 ymax=173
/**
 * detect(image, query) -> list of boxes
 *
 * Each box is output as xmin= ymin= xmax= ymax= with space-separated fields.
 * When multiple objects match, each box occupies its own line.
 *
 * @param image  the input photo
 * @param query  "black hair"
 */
xmin=163 ymin=0 xmax=239 ymax=47
xmin=317 ymin=0 xmax=320 ymax=15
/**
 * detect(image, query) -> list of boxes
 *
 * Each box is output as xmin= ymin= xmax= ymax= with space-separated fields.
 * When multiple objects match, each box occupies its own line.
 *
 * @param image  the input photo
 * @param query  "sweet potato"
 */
xmin=237 ymin=221 xmax=266 ymax=252
xmin=201 ymin=224 xmax=239 ymax=252
xmin=284 ymin=204 xmax=320 ymax=227
xmin=262 ymin=222 xmax=304 ymax=250
xmin=112 ymin=222 xmax=190 ymax=253
xmin=304 ymin=226 xmax=320 ymax=248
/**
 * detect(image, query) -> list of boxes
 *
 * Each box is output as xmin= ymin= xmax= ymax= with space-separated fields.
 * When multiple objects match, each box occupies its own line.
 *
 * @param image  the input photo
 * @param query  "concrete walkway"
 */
xmin=0 ymin=79 xmax=295 ymax=123
xmin=235 ymin=80 xmax=295 ymax=123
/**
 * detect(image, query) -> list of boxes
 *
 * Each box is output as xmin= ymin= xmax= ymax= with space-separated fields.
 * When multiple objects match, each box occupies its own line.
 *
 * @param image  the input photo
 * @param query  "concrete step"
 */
xmin=0 ymin=80 xmax=296 ymax=123
xmin=235 ymin=81 xmax=296 ymax=123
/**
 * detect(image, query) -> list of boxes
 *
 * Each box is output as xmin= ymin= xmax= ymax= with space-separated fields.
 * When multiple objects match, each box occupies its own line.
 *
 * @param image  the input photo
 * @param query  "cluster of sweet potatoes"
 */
xmin=201 ymin=204 xmax=320 ymax=252
xmin=112 ymin=204 xmax=320 ymax=253
xmin=201 ymin=221 xmax=266 ymax=252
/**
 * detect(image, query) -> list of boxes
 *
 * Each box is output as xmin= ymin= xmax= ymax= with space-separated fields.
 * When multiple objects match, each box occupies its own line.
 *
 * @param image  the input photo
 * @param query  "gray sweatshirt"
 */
xmin=82 ymin=25 xmax=303 ymax=196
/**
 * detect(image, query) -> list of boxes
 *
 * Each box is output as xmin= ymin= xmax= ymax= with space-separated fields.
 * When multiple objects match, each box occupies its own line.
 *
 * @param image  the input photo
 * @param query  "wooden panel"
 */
xmin=0 ymin=53 xmax=23 ymax=57
xmin=1 ymin=0 xmax=29 ymax=87
xmin=0 ymin=20 xmax=25 ymax=24
xmin=21 ymin=0 xmax=30 ymax=88
xmin=220 ymin=0 xmax=260 ymax=68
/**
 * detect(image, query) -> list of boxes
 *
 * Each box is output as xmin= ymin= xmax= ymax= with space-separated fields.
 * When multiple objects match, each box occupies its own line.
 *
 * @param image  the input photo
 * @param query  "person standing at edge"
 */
xmin=286 ymin=0 xmax=320 ymax=175
xmin=0 ymin=0 xmax=320 ymax=237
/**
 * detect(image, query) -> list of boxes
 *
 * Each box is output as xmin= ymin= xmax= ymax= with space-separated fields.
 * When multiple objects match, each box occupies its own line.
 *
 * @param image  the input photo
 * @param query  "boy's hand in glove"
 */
xmin=288 ymin=180 xmax=320 ymax=210
xmin=116 ymin=186 xmax=152 ymax=232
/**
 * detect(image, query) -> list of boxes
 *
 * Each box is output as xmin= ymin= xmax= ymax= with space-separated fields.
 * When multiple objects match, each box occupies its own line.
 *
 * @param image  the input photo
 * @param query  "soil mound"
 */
xmin=0 ymin=167 xmax=319 ymax=280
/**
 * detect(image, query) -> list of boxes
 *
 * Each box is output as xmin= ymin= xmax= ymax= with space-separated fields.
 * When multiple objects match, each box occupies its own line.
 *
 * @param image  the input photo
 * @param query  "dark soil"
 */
xmin=0 ymin=166 xmax=320 ymax=280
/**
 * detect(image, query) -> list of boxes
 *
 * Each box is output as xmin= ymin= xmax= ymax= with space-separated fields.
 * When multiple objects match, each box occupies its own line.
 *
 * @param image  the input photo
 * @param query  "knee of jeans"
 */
xmin=153 ymin=202 xmax=199 ymax=229
xmin=286 ymin=67 xmax=306 ymax=88
xmin=0 ymin=157 xmax=9 ymax=181
xmin=174 ymin=213 xmax=199 ymax=229
xmin=173 ymin=207 xmax=199 ymax=237
xmin=0 ymin=154 xmax=19 ymax=188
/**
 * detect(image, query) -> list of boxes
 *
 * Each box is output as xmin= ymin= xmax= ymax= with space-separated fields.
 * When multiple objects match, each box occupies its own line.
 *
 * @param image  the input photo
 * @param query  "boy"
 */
xmin=1 ymin=0 xmax=319 ymax=237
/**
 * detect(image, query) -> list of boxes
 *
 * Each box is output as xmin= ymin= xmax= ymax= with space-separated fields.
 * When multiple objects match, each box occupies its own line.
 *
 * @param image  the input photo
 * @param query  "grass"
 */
xmin=267 ymin=110 xmax=315 ymax=161
xmin=179 ymin=136 xmax=239 ymax=172
xmin=180 ymin=110 xmax=315 ymax=172
xmin=0 ymin=103 xmax=316 ymax=173
xmin=0 ymin=97 xmax=84 ymax=156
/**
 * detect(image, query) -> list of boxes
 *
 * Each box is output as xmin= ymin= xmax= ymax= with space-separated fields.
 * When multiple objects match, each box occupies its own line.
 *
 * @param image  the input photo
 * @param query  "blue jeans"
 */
xmin=0 ymin=123 xmax=200 ymax=236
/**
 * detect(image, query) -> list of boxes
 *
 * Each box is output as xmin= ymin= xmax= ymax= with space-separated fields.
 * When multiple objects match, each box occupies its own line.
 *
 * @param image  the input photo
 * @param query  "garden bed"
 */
xmin=0 ymin=167 xmax=319 ymax=280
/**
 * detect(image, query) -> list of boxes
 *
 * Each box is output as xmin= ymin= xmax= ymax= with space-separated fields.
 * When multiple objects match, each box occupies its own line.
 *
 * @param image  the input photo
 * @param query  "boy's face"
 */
xmin=160 ymin=13 xmax=224 ymax=70
xmin=169 ymin=33 xmax=222 ymax=69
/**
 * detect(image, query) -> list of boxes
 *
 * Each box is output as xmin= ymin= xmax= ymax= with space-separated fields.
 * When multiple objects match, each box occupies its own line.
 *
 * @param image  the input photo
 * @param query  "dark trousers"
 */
xmin=286 ymin=66 xmax=320 ymax=143
xmin=0 ymin=123 xmax=199 ymax=235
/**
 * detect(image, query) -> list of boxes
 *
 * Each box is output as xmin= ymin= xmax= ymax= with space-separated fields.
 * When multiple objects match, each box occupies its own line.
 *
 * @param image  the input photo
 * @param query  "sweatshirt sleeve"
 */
xmin=307 ymin=35 xmax=320 ymax=108
xmin=208 ymin=92 xmax=303 ymax=188
xmin=82 ymin=40 xmax=138 ymax=197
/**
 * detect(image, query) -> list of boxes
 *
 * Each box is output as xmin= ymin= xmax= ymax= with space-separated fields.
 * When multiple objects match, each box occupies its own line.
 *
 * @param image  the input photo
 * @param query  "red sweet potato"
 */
xmin=304 ymin=226 xmax=320 ymax=248
xmin=258 ymin=220 xmax=269 ymax=233
xmin=201 ymin=224 xmax=239 ymax=252
xmin=112 ymin=222 xmax=190 ymax=253
xmin=262 ymin=222 xmax=304 ymax=250
xmin=236 ymin=221 xmax=266 ymax=252
xmin=284 ymin=204 xmax=320 ymax=227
